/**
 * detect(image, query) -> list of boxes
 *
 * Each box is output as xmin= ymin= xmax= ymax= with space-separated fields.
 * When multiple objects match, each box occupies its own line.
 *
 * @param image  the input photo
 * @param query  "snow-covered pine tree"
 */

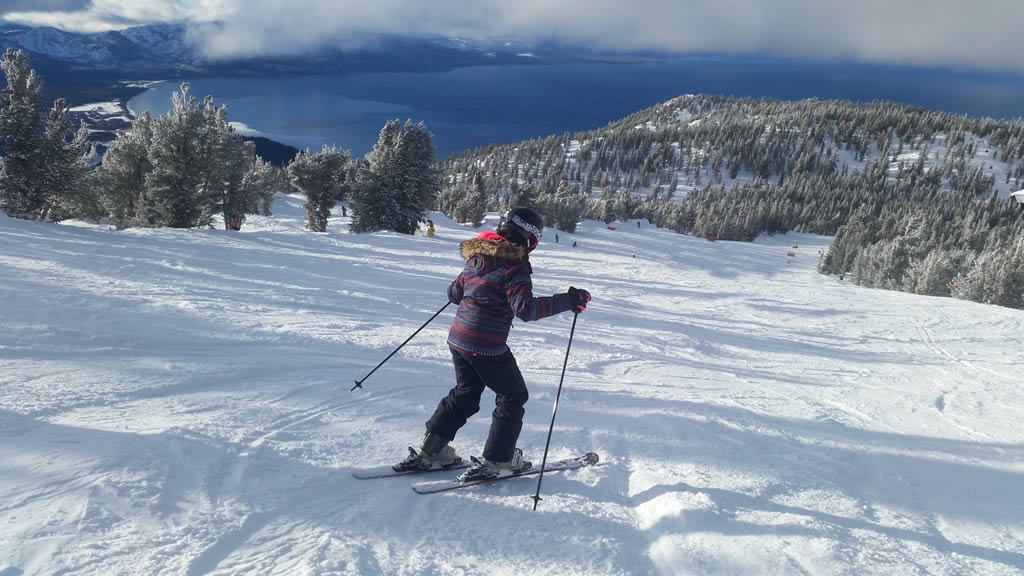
xmin=350 ymin=120 xmax=439 ymax=235
xmin=97 ymin=112 xmax=155 ymax=229
xmin=393 ymin=121 xmax=439 ymax=234
xmin=505 ymin=181 xmax=539 ymax=213
xmin=0 ymin=49 xmax=46 ymax=219
xmin=195 ymin=97 xmax=256 ymax=229
xmin=951 ymin=229 xmax=1024 ymax=307
xmin=195 ymin=96 xmax=229 ymax=228
xmin=99 ymin=88 xmax=271 ymax=230
xmin=905 ymin=249 xmax=969 ymax=297
xmin=286 ymin=144 xmax=350 ymax=232
xmin=40 ymin=98 xmax=97 ymax=222
xmin=600 ymin=198 xmax=616 ymax=224
xmin=548 ymin=181 xmax=586 ymax=233
xmin=451 ymin=173 xmax=487 ymax=226
xmin=350 ymin=120 xmax=401 ymax=234
xmin=218 ymin=139 xmax=256 ymax=229
xmin=140 ymin=83 xmax=204 ymax=227
xmin=241 ymin=156 xmax=279 ymax=217
xmin=1009 ymin=236 xmax=1024 ymax=308
xmin=613 ymin=187 xmax=637 ymax=221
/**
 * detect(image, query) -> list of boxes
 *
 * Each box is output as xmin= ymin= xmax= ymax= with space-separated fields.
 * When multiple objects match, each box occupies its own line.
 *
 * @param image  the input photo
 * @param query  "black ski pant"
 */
xmin=426 ymin=348 xmax=528 ymax=462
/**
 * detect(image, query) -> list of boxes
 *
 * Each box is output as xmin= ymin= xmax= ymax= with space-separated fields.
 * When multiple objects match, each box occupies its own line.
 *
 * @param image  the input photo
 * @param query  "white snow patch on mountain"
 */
xmin=69 ymin=101 xmax=123 ymax=115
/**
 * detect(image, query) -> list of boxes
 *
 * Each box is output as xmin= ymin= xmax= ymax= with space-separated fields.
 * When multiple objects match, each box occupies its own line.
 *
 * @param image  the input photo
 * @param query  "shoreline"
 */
xmin=72 ymin=80 xmax=299 ymax=165
xmin=117 ymin=85 xmax=149 ymax=119
xmin=66 ymin=82 xmax=148 ymax=148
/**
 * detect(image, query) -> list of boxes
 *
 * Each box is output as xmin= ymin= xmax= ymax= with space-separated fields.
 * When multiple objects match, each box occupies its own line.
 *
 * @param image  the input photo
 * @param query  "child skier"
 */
xmin=394 ymin=206 xmax=591 ymax=481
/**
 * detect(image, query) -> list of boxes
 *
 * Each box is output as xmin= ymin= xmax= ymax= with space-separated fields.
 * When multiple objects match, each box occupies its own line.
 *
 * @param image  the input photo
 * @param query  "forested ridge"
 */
xmin=436 ymin=95 xmax=1024 ymax=308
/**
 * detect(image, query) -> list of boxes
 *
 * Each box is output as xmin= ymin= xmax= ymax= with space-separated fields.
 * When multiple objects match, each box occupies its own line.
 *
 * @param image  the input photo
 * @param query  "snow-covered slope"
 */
xmin=2 ymin=25 xmax=167 ymax=69
xmin=1 ymin=197 xmax=1022 ymax=575
xmin=118 ymin=23 xmax=194 ymax=62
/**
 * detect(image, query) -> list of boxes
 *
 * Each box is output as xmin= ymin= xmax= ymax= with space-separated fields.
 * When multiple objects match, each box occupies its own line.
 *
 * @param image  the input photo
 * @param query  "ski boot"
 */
xmin=457 ymin=448 xmax=532 ymax=482
xmin=393 ymin=432 xmax=462 ymax=472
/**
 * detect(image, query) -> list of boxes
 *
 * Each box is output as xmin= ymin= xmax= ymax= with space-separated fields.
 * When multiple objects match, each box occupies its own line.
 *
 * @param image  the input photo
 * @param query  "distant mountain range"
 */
xmin=0 ymin=22 xmax=564 ymax=77
xmin=1 ymin=23 xmax=191 ymax=72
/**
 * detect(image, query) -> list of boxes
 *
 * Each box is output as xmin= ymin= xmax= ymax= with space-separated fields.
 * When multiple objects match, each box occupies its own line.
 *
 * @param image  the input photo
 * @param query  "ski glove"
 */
xmin=567 ymin=286 xmax=591 ymax=313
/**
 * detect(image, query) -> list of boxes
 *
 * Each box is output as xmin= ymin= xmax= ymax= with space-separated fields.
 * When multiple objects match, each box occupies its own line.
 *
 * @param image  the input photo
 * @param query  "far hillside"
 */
xmin=436 ymin=95 xmax=1024 ymax=308
xmin=440 ymin=95 xmax=1024 ymax=222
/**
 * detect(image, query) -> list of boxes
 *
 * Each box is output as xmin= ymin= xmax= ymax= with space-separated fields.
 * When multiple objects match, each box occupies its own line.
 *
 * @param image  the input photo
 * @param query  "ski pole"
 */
xmin=351 ymin=301 xmax=451 ymax=391
xmin=531 ymin=311 xmax=579 ymax=511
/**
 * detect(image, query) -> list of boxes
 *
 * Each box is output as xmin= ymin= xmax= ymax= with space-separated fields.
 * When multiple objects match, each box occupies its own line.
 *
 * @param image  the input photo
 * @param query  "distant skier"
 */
xmin=637 ymin=220 xmax=641 ymax=228
xmin=427 ymin=219 xmax=435 ymax=237
xmin=573 ymin=240 xmax=577 ymax=248
xmin=342 ymin=204 xmax=347 ymax=217
xmin=555 ymin=233 xmax=559 ymax=244
xmin=394 ymin=206 xmax=591 ymax=482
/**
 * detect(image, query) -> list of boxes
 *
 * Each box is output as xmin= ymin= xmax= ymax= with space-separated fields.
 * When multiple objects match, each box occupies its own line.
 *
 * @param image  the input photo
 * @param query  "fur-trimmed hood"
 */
xmin=459 ymin=237 xmax=530 ymax=275
xmin=459 ymin=238 xmax=525 ymax=261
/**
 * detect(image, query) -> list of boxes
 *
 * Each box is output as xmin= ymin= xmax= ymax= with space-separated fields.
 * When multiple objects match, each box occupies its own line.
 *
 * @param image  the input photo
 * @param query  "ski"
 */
xmin=411 ymin=452 xmax=599 ymax=494
xmin=352 ymin=460 xmax=469 ymax=480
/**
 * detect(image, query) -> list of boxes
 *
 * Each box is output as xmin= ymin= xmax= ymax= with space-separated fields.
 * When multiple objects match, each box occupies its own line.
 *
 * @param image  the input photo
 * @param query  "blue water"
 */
xmin=127 ymin=57 xmax=1024 ymax=158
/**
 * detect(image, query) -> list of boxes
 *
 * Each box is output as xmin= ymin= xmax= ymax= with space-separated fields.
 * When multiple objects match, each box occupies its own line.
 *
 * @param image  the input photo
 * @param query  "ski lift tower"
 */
xmin=1013 ymin=190 xmax=1024 ymax=204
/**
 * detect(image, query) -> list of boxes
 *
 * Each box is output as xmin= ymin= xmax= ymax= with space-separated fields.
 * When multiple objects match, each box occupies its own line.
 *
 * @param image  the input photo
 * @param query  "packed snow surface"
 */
xmin=1 ymin=196 xmax=1022 ymax=575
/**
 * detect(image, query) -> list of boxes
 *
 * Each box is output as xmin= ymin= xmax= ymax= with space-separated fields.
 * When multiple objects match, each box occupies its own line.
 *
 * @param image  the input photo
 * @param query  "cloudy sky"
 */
xmin=2 ymin=0 xmax=1022 ymax=72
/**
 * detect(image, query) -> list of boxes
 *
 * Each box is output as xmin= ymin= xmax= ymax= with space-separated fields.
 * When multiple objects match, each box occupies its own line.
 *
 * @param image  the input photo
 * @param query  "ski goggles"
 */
xmin=511 ymin=214 xmax=542 ymax=241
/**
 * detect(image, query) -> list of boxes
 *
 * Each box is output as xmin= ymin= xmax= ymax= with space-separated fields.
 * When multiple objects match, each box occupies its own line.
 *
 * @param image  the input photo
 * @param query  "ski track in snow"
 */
xmin=2 ymin=195 xmax=1023 ymax=575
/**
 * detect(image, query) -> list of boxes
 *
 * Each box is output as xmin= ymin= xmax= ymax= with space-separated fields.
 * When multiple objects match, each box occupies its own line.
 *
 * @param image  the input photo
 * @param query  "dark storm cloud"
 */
xmin=5 ymin=0 xmax=1024 ymax=72
xmin=0 ymin=0 xmax=91 ymax=14
xmin=193 ymin=0 xmax=1024 ymax=72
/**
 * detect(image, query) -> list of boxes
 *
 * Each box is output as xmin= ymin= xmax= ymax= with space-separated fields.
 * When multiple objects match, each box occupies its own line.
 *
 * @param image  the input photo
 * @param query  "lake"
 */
xmin=127 ymin=57 xmax=1024 ymax=159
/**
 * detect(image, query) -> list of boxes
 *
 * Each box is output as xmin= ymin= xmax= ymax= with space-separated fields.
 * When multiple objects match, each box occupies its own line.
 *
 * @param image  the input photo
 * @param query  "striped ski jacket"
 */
xmin=447 ymin=232 xmax=571 ymax=355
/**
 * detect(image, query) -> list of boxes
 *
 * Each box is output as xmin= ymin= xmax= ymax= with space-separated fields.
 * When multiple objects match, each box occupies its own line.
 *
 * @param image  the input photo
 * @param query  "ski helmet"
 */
xmin=497 ymin=206 xmax=544 ymax=252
